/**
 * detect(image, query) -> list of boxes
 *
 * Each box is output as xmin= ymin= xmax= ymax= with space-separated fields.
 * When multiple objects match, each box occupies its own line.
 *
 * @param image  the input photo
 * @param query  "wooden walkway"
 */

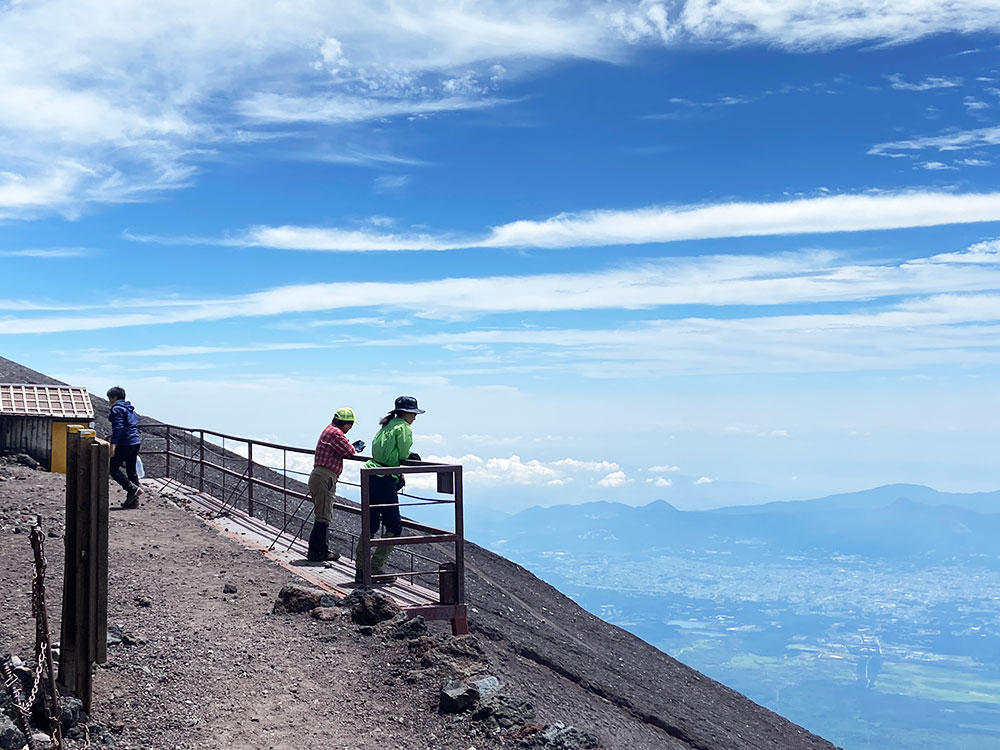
xmin=143 ymin=477 xmax=442 ymax=610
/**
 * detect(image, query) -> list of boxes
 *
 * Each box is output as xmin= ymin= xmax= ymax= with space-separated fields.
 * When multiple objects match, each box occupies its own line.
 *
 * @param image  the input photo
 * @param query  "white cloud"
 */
xmin=678 ymin=1 xmax=1000 ymax=50
xmin=694 ymin=476 xmax=714 ymax=485
xmin=0 ymin=1 xmax=632 ymax=219
xmin=480 ymin=191 xmax=1000 ymax=249
xmin=553 ymin=458 xmax=621 ymax=472
xmin=646 ymin=476 xmax=673 ymax=487
xmin=1 ymin=1 xmax=998 ymax=218
xmin=598 ymin=470 xmax=629 ymax=487
xmin=105 ymin=343 xmax=329 ymax=357
xmin=961 ymin=158 xmax=992 ymax=167
xmin=648 ymin=464 xmax=680 ymax=473
xmin=886 ymin=74 xmax=962 ymax=91
xmin=923 ymin=238 xmax=1000 ymax=264
xmin=0 ymin=247 xmax=93 ymax=258
xmin=423 ymin=453 xmax=626 ymax=486
xmin=13 ymin=238 xmax=1000 ymax=337
xmin=245 ymin=225 xmax=459 ymax=252
xmin=964 ymin=96 xmax=989 ymax=110
xmin=918 ymin=161 xmax=957 ymax=170
xmin=179 ymin=191 xmax=1000 ymax=252
xmin=870 ymin=125 xmax=1000 ymax=155
xmin=238 ymin=93 xmax=505 ymax=125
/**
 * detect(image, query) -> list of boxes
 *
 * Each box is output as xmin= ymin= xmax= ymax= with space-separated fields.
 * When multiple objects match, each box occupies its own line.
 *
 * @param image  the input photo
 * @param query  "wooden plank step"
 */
xmin=142 ymin=477 xmax=440 ymax=608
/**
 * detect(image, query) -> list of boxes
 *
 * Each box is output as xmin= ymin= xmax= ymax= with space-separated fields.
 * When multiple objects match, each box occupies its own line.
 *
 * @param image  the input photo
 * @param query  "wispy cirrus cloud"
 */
xmin=886 ymin=73 xmax=963 ymax=91
xmin=2 ymin=1 xmax=1000 ymax=219
xmin=678 ymin=1 xmax=1000 ymax=50
xmin=0 ymin=247 xmax=94 ymax=258
xmin=159 ymin=191 xmax=1000 ymax=252
xmin=870 ymin=125 xmax=1000 ymax=155
xmin=6 ymin=238 xmax=1000 ymax=336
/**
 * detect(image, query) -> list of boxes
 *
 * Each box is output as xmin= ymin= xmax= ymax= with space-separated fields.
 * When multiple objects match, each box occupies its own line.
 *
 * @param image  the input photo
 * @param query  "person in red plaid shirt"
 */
xmin=307 ymin=407 xmax=366 ymax=562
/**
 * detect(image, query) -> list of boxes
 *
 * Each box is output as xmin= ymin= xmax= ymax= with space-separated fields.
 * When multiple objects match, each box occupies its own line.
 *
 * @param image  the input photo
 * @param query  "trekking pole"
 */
xmin=267 ymin=493 xmax=311 ymax=551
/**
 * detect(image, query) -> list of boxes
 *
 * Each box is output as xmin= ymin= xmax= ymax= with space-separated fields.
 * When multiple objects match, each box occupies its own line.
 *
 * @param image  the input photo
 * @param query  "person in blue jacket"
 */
xmin=107 ymin=386 xmax=144 ymax=509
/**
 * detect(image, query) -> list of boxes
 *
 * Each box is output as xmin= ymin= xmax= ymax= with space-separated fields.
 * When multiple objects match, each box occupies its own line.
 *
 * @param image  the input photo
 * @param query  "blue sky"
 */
xmin=3 ymin=1 xmax=1000 ymax=512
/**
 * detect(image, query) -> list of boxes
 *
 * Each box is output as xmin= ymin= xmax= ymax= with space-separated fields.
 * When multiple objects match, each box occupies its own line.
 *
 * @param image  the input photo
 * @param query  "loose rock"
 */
xmin=223 ymin=582 xmax=238 ymax=594
xmin=309 ymin=606 xmax=342 ymax=622
xmin=519 ymin=722 xmax=602 ymax=750
xmin=272 ymin=583 xmax=332 ymax=614
xmin=60 ymin=696 xmax=87 ymax=731
xmin=389 ymin=615 xmax=428 ymax=640
xmin=470 ymin=675 xmax=501 ymax=701
xmin=0 ymin=715 xmax=25 ymax=750
xmin=440 ymin=679 xmax=480 ymax=714
xmin=342 ymin=588 xmax=400 ymax=626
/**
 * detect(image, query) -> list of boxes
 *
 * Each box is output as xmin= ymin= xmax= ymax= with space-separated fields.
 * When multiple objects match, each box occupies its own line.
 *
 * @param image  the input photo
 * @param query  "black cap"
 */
xmin=394 ymin=395 xmax=425 ymax=414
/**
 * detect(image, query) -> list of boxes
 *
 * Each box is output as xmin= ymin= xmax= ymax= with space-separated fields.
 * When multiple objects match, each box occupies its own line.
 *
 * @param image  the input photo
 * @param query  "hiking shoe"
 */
xmin=374 ymin=573 xmax=397 ymax=585
xmin=306 ymin=550 xmax=341 ymax=563
xmin=121 ymin=497 xmax=139 ymax=509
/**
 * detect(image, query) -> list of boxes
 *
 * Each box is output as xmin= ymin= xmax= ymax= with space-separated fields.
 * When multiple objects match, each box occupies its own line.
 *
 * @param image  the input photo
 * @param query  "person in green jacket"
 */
xmin=355 ymin=395 xmax=424 ymax=583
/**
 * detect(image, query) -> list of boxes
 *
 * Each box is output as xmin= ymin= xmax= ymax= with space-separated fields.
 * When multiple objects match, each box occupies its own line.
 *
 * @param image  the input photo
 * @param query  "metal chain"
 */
xmin=29 ymin=524 xmax=62 ymax=750
xmin=27 ymin=526 xmax=48 ymax=718
xmin=0 ymin=659 xmax=38 ymax=750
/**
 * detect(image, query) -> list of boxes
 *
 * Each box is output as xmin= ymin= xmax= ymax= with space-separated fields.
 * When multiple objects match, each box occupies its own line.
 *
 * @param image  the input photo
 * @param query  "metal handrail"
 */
xmin=137 ymin=421 xmax=468 ymax=633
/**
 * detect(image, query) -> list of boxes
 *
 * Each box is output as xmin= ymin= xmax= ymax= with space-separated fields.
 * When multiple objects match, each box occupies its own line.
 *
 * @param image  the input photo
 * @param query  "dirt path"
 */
xmin=0 ymin=463 xmax=500 ymax=750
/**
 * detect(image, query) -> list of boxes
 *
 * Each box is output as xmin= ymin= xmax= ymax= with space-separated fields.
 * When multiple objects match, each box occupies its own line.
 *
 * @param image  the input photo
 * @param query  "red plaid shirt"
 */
xmin=313 ymin=424 xmax=356 ymax=475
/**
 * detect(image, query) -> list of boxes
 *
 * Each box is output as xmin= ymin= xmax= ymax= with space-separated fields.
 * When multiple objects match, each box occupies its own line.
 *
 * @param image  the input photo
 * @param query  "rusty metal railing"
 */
xmin=136 ymin=422 xmax=468 ymax=633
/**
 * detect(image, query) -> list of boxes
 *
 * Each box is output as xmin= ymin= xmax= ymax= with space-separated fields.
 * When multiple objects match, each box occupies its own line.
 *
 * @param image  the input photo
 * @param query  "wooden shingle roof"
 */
xmin=0 ymin=384 xmax=94 ymax=419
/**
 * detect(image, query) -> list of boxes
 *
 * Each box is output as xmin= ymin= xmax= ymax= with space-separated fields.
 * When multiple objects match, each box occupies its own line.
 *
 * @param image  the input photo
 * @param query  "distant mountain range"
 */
xmin=484 ymin=484 xmax=1000 ymax=561
xmin=712 ymin=483 xmax=1000 ymax=515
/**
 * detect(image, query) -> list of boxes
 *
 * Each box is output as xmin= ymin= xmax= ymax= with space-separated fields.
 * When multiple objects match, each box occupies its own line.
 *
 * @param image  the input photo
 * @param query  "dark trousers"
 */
xmin=356 ymin=474 xmax=402 ymax=573
xmin=110 ymin=443 xmax=140 ymax=492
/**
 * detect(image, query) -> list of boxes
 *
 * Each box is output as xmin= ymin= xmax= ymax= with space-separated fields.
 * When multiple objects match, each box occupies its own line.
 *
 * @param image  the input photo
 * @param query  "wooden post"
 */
xmin=73 ymin=429 xmax=94 ymax=710
xmin=59 ymin=425 xmax=83 ymax=692
xmin=91 ymin=437 xmax=110 ymax=666
xmin=58 ymin=427 xmax=109 ymax=711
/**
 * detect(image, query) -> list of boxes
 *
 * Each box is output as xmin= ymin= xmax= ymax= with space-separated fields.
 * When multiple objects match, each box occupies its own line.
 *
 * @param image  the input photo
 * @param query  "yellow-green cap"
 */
xmin=333 ymin=407 xmax=356 ymax=422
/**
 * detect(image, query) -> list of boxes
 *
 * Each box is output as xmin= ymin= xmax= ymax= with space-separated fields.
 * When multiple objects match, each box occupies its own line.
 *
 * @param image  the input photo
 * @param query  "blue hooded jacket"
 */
xmin=110 ymin=400 xmax=141 ymax=446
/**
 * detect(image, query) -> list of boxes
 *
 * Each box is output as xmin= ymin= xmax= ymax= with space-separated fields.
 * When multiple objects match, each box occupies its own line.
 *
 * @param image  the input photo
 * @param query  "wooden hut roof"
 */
xmin=0 ymin=384 xmax=94 ymax=419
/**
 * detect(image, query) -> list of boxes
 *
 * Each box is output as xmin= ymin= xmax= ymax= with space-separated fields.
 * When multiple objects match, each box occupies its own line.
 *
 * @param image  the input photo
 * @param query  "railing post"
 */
xmin=361 ymin=468 xmax=372 ymax=586
xmin=247 ymin=441 xmax=255 ymax=518
xmin=221 ymin=436 xmax=226 ymax=499
xmin=165 ymin=426 xmax=171 ymax=479
xmin=454 ymin=466 xmax=465 ymax=605
xmin=199 ymin=430 xmax=205 ymax=492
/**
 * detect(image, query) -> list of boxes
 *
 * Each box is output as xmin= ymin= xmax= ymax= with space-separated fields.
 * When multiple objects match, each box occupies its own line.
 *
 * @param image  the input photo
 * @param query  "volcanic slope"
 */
xmin=0 ymin=356 xmax=839 ymax=750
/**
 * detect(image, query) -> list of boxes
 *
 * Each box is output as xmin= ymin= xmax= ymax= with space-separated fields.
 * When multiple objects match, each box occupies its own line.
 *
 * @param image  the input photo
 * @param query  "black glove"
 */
xmin=407 ymin=452 xmax=421 ymax=461
xmin=352 ymin=440 xmax=366 ymax=453
xmin=395 ymin=475 xmax=406 ymax=490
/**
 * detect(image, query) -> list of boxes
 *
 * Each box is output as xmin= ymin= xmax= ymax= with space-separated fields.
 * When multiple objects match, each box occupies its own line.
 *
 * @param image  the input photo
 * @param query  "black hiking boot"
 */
xmin=307 ymin=522 xmax=339 ymax=562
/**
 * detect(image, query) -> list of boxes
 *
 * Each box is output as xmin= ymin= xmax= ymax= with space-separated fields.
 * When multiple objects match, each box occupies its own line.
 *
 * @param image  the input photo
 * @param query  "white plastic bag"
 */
xmin=136 ymin=456 xmax=145 ymax=479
